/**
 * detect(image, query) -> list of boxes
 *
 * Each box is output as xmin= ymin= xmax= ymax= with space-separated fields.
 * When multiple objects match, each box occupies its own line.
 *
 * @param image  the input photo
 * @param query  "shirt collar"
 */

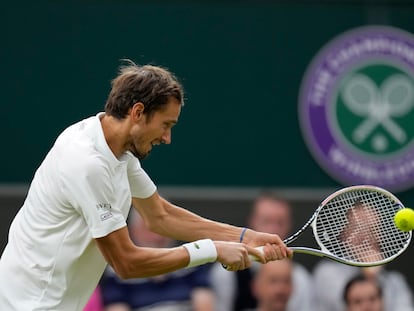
xmin=93 ymin=112 xmax=122 ymax=167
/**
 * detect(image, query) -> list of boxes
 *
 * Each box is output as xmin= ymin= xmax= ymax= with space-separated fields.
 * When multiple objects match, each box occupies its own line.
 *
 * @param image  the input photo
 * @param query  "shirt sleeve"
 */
xmin=126 ymin=154 xmax=157 ymax=199
xmin=60 ymin=156 xmax=127 ymax=238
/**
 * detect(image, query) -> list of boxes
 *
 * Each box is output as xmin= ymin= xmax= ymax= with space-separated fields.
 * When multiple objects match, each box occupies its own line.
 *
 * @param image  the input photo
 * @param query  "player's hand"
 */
xmin=242 ymin=230 xmax=293 ymax=260
xmin=214 ymin=241 xmax=260 ymax=271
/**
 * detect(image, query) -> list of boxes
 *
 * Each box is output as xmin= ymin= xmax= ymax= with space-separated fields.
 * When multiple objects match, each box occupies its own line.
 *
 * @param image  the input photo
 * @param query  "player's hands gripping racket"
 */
xmin=250 ymin=185 xmax=411 ymax=267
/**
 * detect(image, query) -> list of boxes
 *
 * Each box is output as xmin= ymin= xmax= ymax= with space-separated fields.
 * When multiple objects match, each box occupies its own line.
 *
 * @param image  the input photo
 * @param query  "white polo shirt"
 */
xmin=0 ymin=113 xmax=156 ymax=310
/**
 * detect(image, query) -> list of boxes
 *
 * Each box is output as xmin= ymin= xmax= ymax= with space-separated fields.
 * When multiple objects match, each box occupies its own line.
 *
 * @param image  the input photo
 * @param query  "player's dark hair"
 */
xmin=343 ymin=274 xmax=383 ymax=304
xmin=105 ymin=59 xmax=184 ymax=120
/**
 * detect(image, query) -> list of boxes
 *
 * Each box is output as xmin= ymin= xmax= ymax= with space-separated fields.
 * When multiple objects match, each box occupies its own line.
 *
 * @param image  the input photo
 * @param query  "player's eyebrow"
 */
xmin=165 ymin=120 xmax=178 ymax=127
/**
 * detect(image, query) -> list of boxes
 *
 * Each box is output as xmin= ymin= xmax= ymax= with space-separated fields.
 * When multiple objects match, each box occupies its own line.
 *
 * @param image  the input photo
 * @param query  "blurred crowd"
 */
xmin=84 ymin=191 xmax=414 ymax=311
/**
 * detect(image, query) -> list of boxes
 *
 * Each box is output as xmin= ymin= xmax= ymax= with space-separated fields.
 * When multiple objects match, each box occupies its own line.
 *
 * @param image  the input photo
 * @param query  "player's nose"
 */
xmin=162 ymin=129 xmax=171 ymax=144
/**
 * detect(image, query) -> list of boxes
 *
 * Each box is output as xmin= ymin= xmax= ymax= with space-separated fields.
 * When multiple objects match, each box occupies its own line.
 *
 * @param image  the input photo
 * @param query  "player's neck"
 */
xmin=100 ymin=113 xmax=130 ymax=158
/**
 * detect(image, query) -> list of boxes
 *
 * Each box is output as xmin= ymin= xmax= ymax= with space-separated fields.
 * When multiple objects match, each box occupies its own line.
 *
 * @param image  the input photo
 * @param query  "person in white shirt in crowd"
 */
xmin=313 ymin=259 xmax=414 ymax=311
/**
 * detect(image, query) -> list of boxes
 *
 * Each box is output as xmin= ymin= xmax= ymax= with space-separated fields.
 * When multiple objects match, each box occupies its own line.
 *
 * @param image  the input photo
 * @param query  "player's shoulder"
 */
xmin=55 ymin=116 xmax=98 ymax=151
xmin=55 ymin=115 xmax=112 ymax=177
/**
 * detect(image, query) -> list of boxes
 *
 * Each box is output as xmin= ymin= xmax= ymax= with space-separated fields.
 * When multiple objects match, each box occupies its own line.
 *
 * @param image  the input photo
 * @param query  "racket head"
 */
xmin=312 ymin=185 xmax=411 ymax=266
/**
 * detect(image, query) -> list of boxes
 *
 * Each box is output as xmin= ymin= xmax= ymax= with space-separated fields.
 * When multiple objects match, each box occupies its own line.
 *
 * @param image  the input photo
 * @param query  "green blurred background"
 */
xmin=2 ymin=0 xmax=413 ymax=189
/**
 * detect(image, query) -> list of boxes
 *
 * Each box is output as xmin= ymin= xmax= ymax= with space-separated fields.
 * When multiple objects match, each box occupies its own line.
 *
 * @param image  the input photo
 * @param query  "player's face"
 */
xmin=129 ymin=98 xmax=181 ymax=159
xmin=346 ymin=281 xmax=383 ymax=311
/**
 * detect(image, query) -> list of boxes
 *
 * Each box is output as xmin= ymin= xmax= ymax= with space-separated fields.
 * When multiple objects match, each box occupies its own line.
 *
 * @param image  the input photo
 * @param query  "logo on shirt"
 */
xmin=96 ymin=203 xmax=112 ymax=211
xmin=96 ymin=203 xmax=113 ymax=221
xmin=100 ymin=212 xmax=113 ymax=221
xmin=299 ymin=26 xmax=414 ymax=191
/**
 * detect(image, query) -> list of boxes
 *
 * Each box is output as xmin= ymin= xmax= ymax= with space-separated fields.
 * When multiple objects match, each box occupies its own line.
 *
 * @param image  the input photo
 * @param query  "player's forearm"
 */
xmin=97 ymin=226 xmax=218 ymax=280
xmin=96 ymin=227 xmax=189 ymax=278
xmin=150 ymin=199 xmax=243 ymax=243
xmin=131 ymin=195 xmax=252 ymax=245
xmin=128 ymin=246 xmax=190 ymax=278
xmin=149 ymin=207 xmax=288 ymax=259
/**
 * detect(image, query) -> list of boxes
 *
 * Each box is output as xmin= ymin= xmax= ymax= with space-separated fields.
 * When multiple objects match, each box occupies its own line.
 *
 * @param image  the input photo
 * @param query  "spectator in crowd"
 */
xmin=313 ymin=259 xmax=414 ymax=311
xmin=100 ymin=209 xmax=215 ymax=311
xmin=248 ymin=259 xmax=293 ymax=311
xmin=338 ymin=201 xmax=383 ymax=263
xmin=210 ymin=191 xmax=316 ymax=311
xmin=343 ymin=274 xmax=383 ymax=311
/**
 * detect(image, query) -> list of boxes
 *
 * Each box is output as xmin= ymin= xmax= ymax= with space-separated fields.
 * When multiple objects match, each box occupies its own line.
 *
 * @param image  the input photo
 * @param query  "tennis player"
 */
xmin=0 ymin=60 xmax=291 ymax=310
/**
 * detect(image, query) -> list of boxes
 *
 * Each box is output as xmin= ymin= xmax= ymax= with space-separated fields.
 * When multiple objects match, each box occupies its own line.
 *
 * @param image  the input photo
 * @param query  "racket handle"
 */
xmin=248 ymin=246 xmax=264 ymax=261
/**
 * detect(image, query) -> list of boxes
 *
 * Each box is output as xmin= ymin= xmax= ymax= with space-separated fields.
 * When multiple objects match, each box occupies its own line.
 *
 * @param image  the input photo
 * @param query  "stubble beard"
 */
xmin=132 ymin=149 xmax=149 ymax=160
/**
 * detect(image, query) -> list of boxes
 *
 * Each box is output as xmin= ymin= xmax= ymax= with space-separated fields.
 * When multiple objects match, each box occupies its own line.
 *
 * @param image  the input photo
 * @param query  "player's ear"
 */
xmin=131 ymin=102 xmax=145 ymax=121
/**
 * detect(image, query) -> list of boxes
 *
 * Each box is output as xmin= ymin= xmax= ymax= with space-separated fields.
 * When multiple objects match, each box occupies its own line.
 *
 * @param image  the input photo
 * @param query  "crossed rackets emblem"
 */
xmin=341 ymin=73 xmax=414 ymax=151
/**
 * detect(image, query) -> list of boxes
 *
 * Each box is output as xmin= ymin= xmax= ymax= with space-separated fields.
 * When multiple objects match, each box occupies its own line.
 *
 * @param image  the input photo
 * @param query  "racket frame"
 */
xmin=283 ymin=185 xmax=412 ymax=267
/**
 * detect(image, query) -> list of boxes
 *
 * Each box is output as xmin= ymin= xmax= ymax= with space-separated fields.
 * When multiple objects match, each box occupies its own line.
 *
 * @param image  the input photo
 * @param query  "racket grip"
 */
xmin=248 ymin=246 xmax=264 ymax=261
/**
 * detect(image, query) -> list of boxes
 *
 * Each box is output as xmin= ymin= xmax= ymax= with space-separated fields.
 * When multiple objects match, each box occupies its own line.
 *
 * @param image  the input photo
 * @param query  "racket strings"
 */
xmin=315 ymin=189 xmax=410 ymax=264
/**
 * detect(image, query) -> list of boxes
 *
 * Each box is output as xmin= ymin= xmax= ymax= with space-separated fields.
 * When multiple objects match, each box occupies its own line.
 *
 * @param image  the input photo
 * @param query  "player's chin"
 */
xmin=132 ymin=149 xmax=150 ymax=160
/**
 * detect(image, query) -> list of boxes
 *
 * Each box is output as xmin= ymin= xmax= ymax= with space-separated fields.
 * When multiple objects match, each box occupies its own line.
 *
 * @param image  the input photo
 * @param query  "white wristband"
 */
xmin=182 ymin=239 xmax=218 ymax=268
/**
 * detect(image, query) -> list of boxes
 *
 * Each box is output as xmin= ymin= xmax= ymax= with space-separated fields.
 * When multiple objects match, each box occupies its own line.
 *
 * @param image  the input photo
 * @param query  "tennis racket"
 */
xmin=252 ymin=185 xmax=412 ymax=267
